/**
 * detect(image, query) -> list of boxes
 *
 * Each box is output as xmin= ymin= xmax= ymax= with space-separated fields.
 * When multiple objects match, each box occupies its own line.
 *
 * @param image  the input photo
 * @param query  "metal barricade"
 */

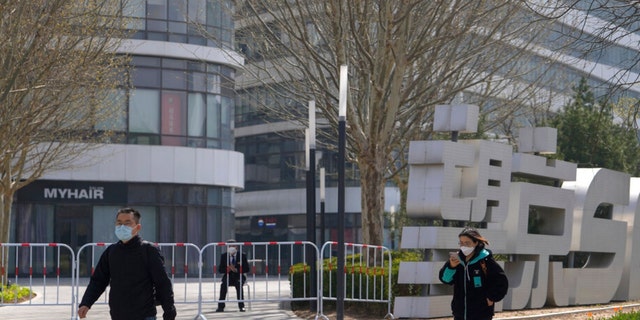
xmin=198 ymin=241 xmax=322 ymax=319
xmin=74 ymin=242 xmax=111 ymax=314
xmin=75 ymin=242 xmax=201 ymax=320
xmin=320 ymin=241 xmax=395 ymax=319
xmin=153 ymin=242 xmax=202 ymax=307
xmin=0 ymin=242 xmax=76 ymax=319
xmin=2 ymin=240 xmax=395 ymax=319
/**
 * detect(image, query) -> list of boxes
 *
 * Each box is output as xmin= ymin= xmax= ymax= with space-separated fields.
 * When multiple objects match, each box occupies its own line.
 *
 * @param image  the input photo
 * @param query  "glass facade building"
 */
xmin=10 ymin=0 xmax=244 ymax=269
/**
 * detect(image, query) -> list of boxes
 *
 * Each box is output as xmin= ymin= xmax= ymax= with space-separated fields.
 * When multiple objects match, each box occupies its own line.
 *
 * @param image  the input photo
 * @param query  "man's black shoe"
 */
xmin=215 ymin=308 xmax=224 ymax=312
xmin=239 ymin=308 xmax=245 ymax=312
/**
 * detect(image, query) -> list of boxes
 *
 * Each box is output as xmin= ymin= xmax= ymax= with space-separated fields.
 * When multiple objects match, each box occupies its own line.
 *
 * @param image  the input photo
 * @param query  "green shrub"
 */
xmin=1 ymin=284 xmax=34 ymax=303
xmin=603 ymin=310 xmax=640 ymax=320
xmin=290 ymin=249 xmax=424 ymax=315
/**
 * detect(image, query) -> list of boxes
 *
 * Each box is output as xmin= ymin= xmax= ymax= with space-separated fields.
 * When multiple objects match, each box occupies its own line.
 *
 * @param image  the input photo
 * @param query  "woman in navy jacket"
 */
xmin=439 ymin=227 xmax=508 ymax=320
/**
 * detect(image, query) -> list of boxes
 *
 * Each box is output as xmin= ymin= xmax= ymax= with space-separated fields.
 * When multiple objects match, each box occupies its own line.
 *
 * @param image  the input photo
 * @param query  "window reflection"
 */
xmin=130 ymin=89 xmax=160 ymax=134
xmin=121 ymin=0 xmax=234 ymax=49
xmin=127 ymin=58 xmax=233 ymax=149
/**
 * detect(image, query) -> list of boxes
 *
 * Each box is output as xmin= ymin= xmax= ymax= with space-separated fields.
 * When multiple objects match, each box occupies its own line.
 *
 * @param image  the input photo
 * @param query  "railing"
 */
xmin=0 ymin=242 xmax=76 ymax=317
xmin=1 ymin=241 xmax=393 ymax=320
xmin=319 ymin=242 xmax=395 ymax=319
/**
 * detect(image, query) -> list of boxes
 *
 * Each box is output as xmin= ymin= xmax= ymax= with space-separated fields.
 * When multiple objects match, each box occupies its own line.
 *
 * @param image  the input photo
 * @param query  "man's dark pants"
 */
xmin=218 ymin=279 xmax=244 ymax=310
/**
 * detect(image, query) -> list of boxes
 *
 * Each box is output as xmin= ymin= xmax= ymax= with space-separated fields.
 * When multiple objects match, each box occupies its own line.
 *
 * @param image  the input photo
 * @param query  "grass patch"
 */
xmin=1 ymin=284 xmax=35 ymax=303
xmin=586 ymin=309 xmax=640 ymax=320
xmin=604 ymin=310 xmax=640 ymax=319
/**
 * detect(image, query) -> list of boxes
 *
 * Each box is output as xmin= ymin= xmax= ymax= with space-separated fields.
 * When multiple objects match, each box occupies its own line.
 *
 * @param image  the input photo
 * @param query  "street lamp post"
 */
xmin=320 ymin=167 xmax=326 ymax=247
xmin=336 ymin=65 xmax=348 ymax=320
xmin=306 ymin=102 xmax=317 ymax=247
xmin=390 ymin=205 xmax=396 ymax=250
xmin=306 ymin=100 xmax=317 ymax=311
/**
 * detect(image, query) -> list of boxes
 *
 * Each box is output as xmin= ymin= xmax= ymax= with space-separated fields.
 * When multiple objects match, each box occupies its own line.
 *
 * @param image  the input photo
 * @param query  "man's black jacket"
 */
xmin=218 ymin=251 xmax=249 ymax=284
xmin=79 ymin=236 xmax=176 ymax=320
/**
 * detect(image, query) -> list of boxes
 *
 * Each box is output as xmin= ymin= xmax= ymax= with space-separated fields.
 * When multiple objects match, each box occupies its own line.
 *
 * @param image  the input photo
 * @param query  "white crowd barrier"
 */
xmin=319 ymin=242 xmax=395 ymax=319
xmin=1 ymin=241 xmax=394 ymax=320
xmin=0 ymin=242 xmax=76 ymax=317
xmin=199 ymin=241 xmax=321 ymax=315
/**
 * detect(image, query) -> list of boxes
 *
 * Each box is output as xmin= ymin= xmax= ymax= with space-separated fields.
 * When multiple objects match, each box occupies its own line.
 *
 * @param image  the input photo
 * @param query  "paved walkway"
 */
xmin=0 ymin=277 xmax=307 ymax=320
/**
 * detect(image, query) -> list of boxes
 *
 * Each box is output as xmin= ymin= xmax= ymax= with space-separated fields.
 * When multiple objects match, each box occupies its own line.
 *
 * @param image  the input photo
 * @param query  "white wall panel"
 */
xmin=151 ymin=146 xmax=176 ymax=182
xmin=117 ymin=39 xmax=244 ymax=69
xmin=172 ymin=147 xmax=195 ymax=183
xmin=195 ymin=149 xmax=215 ymax=185
xmin=125 ymin=146 xmax=153 ymax=181
xmin=41 ymin=144 xmax=244 ymax=188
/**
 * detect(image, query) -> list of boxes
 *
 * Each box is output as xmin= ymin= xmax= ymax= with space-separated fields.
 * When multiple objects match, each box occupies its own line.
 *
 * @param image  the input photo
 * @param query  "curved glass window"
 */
xmin=123 ymin=0 xmax=235 ymax=49
xmin=126 ymin=56 xmax=235 ymax=149
xmin=130 ymin=89 xmax=160 ymax=133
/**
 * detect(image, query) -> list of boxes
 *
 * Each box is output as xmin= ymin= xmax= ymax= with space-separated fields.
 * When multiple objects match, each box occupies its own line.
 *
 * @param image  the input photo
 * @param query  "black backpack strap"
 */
xmin=141 ymin=241 xmax=161 ymax=306
xmin=141 ymin=241 xmax=150 ymax=266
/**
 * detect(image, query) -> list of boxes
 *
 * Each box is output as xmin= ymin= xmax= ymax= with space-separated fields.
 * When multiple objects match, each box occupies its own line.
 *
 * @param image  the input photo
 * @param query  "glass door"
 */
xmin=55 ymin=206 xmax=92 ymax=277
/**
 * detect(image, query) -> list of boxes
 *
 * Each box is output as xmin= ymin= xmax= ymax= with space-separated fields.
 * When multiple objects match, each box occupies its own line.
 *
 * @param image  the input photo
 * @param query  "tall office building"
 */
xmin=233 ymin=1 xmax=640 ymax=247
xmin=10 ymin=1 xmax=244 ymax=267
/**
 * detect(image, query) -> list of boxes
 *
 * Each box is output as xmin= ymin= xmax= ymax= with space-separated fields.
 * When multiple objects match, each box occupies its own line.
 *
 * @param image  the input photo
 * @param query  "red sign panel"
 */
xmin=162 ymin=92 xmax=183 ymax=135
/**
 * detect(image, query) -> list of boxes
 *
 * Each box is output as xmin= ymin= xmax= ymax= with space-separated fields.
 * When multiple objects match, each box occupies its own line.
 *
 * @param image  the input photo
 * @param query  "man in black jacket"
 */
xmin=215 ymin=240 xmax=249 ymax=312
xmin=78 ymin=207 xmax=176 ymax=320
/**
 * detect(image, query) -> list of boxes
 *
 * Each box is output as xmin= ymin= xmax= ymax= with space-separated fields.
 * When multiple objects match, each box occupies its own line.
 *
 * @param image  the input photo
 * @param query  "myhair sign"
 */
xmin=18 ymin=180 xmax=127 ymax=203
xmin=395 ymin=138 xmax=640 ymax=318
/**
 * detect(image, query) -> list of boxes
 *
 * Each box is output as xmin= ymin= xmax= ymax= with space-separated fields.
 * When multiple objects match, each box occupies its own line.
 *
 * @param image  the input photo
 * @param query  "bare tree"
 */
xmin=233 ymin=1 xmax=564 ymax=245
xmin=0 ymin=1 xmax=130 ymax=250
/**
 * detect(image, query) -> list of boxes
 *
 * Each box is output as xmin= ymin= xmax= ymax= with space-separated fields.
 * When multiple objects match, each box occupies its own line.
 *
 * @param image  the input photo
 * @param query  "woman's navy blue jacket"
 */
xmin=439 ymin=248 xmax=508 ymax=319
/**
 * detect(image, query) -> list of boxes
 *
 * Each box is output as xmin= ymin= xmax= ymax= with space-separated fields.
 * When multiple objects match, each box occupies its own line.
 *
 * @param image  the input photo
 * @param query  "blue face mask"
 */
xmin=115 ymin=225 xmax=134 ymax=241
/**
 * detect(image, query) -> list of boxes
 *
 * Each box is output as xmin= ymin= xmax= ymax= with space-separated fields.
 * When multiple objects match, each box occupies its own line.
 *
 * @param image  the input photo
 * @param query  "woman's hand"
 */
xmin=449 ymin=252 xmax=460 ymax=267
xmin=487 ymin=298 xmax=494 ymax=306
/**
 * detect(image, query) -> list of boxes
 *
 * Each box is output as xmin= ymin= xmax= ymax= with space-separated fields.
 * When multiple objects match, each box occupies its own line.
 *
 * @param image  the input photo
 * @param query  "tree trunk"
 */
xmin=391 ymin=173 xmax=409 ymax=248
xmin=359 ymin=154 xmax=386 ymax=246
xmin=0 ymin=193 xmax=12 ymax=244
xmin=0 ymin=192 xmax=13 ymax=286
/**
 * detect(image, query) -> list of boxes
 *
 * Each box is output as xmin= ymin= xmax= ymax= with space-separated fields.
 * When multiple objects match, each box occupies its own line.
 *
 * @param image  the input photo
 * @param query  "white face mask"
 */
xmin=115 ymin=225 xmax=134 ymax=242
xmin=228 ymin=247 xmax=237 ymax=255
xmin=460 ymin=246 xmax=475 ymax=256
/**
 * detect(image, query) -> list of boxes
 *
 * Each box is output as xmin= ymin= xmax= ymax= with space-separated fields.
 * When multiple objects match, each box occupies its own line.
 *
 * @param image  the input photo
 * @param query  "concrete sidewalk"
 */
xmin=0 ymin=277 xmax=306 ymax=320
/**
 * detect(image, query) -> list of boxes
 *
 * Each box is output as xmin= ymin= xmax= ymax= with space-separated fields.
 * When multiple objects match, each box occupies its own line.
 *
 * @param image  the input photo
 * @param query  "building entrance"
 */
xmin=55 ymin=206 xmax=92 ymax=276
